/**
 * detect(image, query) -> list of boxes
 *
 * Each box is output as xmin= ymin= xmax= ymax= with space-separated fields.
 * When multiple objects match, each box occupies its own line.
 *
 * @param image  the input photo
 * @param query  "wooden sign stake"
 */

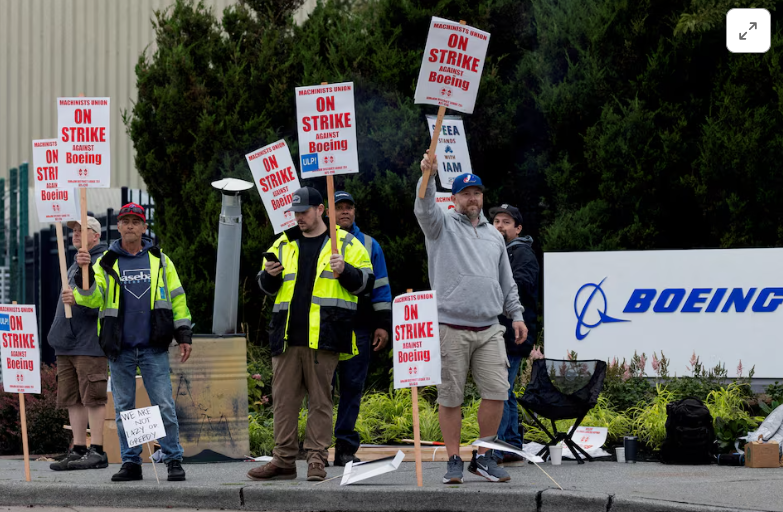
xmin=321 ymin=82 xmax=340 ymax=260
xmin=55 ymin=223 xmax=72 ymax=318
xmin=11 ymin=301 xmax=30 ymax=482
xmin=147 ymin=442 xmax=160 ymax=484
xmin=76 ymin=93 xmax=90 ymax=290
xmin=405 ymin=289 xmax=424 ymax=487
xmin=418 ymin=20 xmax=467 ymax=199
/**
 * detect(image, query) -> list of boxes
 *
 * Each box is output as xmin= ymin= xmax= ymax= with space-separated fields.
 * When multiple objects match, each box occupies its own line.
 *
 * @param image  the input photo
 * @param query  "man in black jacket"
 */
xmin=489 ymin=204 xmax=539 ymax=461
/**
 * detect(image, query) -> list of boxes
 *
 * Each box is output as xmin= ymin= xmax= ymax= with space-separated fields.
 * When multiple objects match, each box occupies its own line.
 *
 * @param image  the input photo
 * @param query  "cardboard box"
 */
xmin=744 ymin=440 xmax=780 ymax=468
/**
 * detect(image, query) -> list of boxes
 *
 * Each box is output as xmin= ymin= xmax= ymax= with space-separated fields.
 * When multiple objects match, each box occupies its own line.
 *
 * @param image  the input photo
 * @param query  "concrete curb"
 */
xmin=0 ymin=482 xmax=771 ymax=512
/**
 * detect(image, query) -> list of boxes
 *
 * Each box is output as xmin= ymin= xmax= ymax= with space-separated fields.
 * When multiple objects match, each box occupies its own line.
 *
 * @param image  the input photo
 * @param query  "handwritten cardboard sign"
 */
xmin=120 ymin=406 xmax=166 ymax=448
xmin=414 ymin=17 xmax=491 ymax=114
xmin=393 ymin=291 xmax=441 ymax=389
xmin=0 ymin=304 xmax=41 ymax=394
xmin=246 ymin=140 xmax=302 ymax=234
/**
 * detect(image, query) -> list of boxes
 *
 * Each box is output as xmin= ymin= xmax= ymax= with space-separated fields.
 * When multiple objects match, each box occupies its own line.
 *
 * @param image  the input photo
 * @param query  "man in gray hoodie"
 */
xmin=415 ymin=153 xmax=528 ymax=485
xmin=48 ymin=216 xmax=109 ymax=471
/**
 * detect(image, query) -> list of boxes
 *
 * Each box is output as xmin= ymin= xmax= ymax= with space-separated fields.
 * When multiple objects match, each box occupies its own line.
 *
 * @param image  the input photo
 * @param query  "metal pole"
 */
xmin=0 ymin=177 xmax=5 ymax=266
xmin=19 ymin=163 xmax=28 ymax=303
xmin=9 ymin=168 xmax=17 ymax=302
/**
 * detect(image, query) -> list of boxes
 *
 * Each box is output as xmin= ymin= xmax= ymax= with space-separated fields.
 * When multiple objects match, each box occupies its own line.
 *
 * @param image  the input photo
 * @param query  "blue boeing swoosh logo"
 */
xmin=573 ymin=277 xmax=630 ymax=340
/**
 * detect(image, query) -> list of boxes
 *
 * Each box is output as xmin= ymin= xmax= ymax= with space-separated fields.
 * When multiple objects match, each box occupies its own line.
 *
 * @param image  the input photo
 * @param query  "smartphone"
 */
xmin=262 ymin=252 xmax=280 ymax=264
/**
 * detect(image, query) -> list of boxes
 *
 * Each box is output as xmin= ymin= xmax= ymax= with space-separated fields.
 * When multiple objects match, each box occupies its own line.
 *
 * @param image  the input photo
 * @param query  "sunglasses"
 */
xmin=120 ymin=204 xmax=144 ymax=215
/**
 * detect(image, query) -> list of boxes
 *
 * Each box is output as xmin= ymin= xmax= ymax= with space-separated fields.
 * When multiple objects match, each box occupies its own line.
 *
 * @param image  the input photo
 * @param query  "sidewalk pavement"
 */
xmin=0 ymin=459 xmax=780 ymax=512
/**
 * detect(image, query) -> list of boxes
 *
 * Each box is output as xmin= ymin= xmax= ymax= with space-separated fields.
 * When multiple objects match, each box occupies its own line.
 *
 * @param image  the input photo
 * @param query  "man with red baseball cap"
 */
xmin=71 ymin=202 xmax=192 ymax=483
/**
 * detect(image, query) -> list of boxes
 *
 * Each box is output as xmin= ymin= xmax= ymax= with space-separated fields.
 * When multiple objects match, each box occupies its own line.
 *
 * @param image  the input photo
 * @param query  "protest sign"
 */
xmin=120 ymin=406 xmax=166 ymax=448
xmin=572 ymin=426 xmax=608 ymax=452
xmin=246 ymin=140 xmax=301 ymax=234
xmin=426 ymin=115 xmax=472 ymax=188
xmin=0 ymin=304 xmax=41 ymax=394
xmin=393 ymin=291 xmax=441 ymax=389
xmin=435 ymin=192 xmax=455 ymax=213
xmin=341 ymin=451 xmax=405 ymax=486
xmin=414 ymin=17 xmax=490 ymax=115
xmin=56 ymin=97 xmax=111 ymax=188
xmin=32 ymin=139 xmax=78 ymax=223
xmin=295 ymin=82 xmax=359 ymax=178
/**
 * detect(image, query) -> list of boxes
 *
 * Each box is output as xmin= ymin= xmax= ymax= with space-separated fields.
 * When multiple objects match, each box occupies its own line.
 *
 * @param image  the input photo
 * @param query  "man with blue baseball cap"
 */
xmin=331 ymin=190 xmax=392 ymax=466
xmin=415 ymin=153 xmax=528 ymax=485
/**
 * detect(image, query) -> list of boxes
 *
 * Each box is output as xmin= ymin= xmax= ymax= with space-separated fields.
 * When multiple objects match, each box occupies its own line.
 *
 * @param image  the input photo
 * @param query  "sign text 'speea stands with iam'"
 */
xmin=393 ymin=291 xmax=441 ymax=389
xmin=414 ymin=18 xmax=490 ymax=115
xmin=295 ymin=82 xmax=359 ymax=178
xmin=246 ymin=140 xmax=302 ymax=234
xmin=426 ymin=115 xmax=472 ymax=187
xmin=32 ymin=139 xmax=78 ymax=223
xmin=0 ymin=304 xmax=41 ymax=394
xmin=56 ymin=97 xmax=111 ymax=188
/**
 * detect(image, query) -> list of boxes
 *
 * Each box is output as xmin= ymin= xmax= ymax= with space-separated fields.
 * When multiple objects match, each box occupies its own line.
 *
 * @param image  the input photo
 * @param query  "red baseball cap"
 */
xmin=117 ymin=202 xmax=147 ymax=222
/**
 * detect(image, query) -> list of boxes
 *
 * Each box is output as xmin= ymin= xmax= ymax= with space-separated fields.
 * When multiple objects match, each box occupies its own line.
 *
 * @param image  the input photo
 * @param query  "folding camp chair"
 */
xmin=517 ymin=358 xmax=607 ymax=464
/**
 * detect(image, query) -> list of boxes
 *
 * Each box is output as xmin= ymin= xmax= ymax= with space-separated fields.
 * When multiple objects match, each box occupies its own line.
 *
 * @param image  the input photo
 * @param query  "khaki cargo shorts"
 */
xmin=437 ymin=323 xmax=509 ymax=408
xmin=56 ymin=355 xmax=109 ymax=408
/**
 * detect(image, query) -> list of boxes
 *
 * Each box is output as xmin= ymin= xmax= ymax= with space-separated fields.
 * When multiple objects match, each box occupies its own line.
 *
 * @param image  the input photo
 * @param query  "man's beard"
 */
xmin=457 ymin=205 xmax=481 ymax=221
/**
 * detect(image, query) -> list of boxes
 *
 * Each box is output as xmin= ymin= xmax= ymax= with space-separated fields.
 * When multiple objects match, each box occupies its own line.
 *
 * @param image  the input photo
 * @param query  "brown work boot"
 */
xmin=307 ymin=462 xmax=326 ymax=481
xmin=247 ymin=461 xmax=296 ymax=481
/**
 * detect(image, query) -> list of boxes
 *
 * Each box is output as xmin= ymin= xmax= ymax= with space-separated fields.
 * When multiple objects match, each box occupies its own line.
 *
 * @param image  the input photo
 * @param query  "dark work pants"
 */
xmin=333 ymin=327 xmax=371 ymax=455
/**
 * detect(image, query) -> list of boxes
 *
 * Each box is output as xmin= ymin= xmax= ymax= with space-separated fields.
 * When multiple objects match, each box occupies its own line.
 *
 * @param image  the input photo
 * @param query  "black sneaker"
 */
xmin=334 ymin=451 xmax=360 ymax=467
xmin=442 ymin=454 xmax=464 ymax=484
xmin=111 ymin=462 xmax=143 ymax=481
xmin=468 ymin=449 xmax=510 ymax=482
xmin=67 ymin=446 xmax=108 ymax=470
xmin=50 ymin=449 xmax=85 ymax=471
xmin=167 ymin=460 xmax=186 ymax=481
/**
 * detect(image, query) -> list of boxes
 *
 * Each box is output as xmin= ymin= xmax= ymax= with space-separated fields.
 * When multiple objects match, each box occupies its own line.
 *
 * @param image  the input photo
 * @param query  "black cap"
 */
xmin=489 ymin=204 xmax=523 ymax=226
xmin=334 ymin=191 xmax=355 ymax=205
xmin=286 ymin=187 xmax=323 ymax=213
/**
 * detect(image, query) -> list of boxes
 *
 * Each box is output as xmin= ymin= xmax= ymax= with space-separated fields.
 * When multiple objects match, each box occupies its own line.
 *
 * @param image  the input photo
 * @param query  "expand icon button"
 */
xmin=573 ymin=277 xmax=629 ymax=341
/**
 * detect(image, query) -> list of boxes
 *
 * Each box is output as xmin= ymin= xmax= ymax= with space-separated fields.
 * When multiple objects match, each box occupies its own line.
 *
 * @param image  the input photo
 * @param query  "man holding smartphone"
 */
xmin=249 ymin=187 xmax=374 ymax=482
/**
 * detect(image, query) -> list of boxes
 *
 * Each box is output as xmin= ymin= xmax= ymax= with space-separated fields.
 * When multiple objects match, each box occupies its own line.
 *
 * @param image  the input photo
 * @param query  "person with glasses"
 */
xmin=49 ymin=216 xmax=109 ymax=471
xmin=70 ymin=202 xmax=192 ymax=482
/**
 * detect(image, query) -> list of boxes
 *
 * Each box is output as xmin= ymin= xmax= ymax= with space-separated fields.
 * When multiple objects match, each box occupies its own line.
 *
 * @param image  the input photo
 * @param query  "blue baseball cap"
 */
xmin=334 ymin=191 xmax=355 ymax=205
xmin=451 ymin=173 xmax=484 ymax=195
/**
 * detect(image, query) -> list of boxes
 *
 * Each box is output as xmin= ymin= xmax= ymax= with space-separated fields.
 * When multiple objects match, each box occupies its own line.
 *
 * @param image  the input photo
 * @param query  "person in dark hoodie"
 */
xmin=489 ymin=204 xmax=539 ymax=462
xmin=69 ymin=203 xmax=192 ymax=483
xmin=49 ymin=216 xmax=109 ymax=471
xmin=331 ymin=191 xmax=392 ymax=466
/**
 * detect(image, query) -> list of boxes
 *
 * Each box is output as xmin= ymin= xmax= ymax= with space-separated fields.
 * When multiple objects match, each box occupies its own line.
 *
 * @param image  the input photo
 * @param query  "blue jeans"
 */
xmin=333 ymin=328 xmax=371 ymax=454
xmin=497 ymin=354 xmax=523 ymax=449
xmin=110 ymin=347 xmax=183 ymax=464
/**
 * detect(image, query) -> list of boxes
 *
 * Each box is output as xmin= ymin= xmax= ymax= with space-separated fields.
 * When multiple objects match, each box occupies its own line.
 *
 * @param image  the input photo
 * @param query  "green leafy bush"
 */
xmin=0 ymin=364 xmax=70 ymax=455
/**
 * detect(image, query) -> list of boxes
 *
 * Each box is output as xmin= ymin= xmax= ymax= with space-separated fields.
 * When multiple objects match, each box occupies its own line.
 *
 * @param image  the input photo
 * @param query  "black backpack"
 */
xmin=660 ymin=397 xmax=716 ymax=464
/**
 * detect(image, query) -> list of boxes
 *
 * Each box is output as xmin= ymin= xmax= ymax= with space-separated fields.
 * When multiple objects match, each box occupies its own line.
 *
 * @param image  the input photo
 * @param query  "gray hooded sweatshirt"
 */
xmin=414 ymin=175 xmax=524 ymax=327
xmin=47 ymin=241 xmax=108 ymax=356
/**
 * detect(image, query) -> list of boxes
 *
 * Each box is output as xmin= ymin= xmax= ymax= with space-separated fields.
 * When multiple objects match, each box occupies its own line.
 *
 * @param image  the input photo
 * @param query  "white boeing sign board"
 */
xmin=545 ymin=249 xmax=783 ymax=378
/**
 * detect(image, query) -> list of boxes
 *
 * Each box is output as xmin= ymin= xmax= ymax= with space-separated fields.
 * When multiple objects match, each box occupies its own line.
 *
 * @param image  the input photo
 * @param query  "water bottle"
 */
xmin=624 ymin=436 xmax=638 ymax=463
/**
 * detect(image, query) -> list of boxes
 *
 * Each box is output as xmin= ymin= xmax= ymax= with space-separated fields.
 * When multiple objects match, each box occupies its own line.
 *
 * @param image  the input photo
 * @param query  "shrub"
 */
xmin=0 ymin=364 xmax=70 ymax=455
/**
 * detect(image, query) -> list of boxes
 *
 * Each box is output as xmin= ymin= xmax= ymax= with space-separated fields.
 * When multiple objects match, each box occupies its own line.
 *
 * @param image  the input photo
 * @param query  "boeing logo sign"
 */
xmin=574 ymin=278 xmax=783 ymax=341
xmin=547 ymin=249 xmax=783 ymax=379
xmin=573 ymin=278 xmax=628 ymax=340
